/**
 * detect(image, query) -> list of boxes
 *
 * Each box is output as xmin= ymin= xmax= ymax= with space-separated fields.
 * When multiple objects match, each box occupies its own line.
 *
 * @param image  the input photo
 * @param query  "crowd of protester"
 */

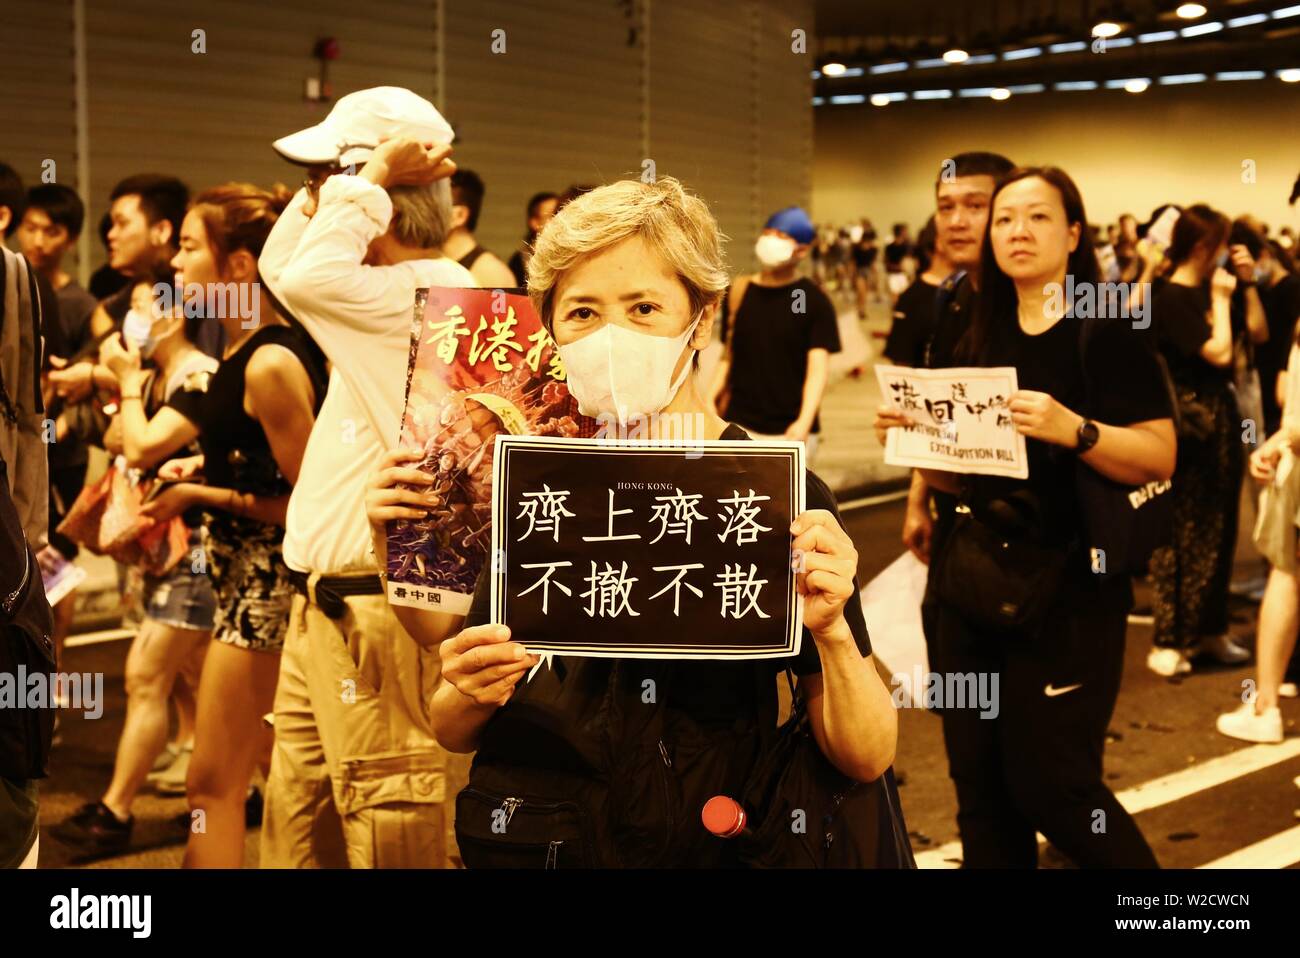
xmin=2 ymin=82 xmax=1299 ymax=871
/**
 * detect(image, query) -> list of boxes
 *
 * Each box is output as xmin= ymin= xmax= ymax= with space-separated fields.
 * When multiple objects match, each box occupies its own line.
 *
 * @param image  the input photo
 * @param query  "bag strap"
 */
xmin=922 ymin=269 xmax=967 ymax=368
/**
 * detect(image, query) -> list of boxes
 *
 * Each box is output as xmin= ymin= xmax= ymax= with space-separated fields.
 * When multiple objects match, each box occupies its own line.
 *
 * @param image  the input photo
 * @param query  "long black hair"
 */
xmin=958 ymin=166 xmax=1097 ymax=364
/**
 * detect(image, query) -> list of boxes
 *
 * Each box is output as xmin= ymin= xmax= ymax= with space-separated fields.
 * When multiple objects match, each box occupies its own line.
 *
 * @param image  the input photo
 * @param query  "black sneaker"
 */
xmin=50 ymin=802 xmax=133 ymax=856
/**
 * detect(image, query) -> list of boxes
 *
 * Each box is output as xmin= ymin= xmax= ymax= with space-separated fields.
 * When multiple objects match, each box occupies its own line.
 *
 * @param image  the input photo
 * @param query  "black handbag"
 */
xmin=736 ymin=673 xmax=915 ymax=869
xmin=934 ymin=491 xmax=1070 ymax=639
xmin=1174 ymin=387 xmax=1215 ymax=441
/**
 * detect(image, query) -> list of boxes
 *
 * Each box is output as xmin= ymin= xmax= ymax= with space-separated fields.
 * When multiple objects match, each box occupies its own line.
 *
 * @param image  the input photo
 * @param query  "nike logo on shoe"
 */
xmin=1044 ymin=683 xmax=1083 ymax=697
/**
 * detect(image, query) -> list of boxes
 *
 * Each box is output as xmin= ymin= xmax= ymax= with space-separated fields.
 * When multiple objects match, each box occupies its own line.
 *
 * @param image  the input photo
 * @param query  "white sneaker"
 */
xmin=1195 ymin=633 xmax=1252 ymax=665
xmin=1280 ymin=682 xmax=1298 ymax=699
xmin=151 ymin=743 xmax=193 ymax=796
xmin=1147 ymin=647 xmax=1192 ymax=677
xmin=1216 ymin=702 xmax=1284 ymax=743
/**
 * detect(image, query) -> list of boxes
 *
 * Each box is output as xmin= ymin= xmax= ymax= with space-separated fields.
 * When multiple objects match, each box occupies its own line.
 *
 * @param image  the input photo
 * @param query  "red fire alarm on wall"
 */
xmin=305 ymin=37 xmax=340 ymax=102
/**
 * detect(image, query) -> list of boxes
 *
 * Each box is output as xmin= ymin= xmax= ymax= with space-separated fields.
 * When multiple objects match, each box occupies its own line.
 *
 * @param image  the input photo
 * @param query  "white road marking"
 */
xmin=65 ymin=628 xmax=134 ymax=648
xmin=1198 ymin=825 xmax=1300 ymax=869
xmin=839 ymin=488 xmax=910 ymax=512
xmin=915 ymin=739 xmax=1300 ymax=868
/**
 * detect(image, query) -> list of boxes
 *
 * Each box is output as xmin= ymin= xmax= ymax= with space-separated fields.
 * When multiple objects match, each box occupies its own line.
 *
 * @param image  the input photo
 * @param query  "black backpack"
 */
xmin=0 ymin=454 xmax=57 ymax=781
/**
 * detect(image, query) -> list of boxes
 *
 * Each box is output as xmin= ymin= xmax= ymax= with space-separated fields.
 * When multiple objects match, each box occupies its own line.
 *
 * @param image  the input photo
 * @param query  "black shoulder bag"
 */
xmin=934 ymin=486 xmax=1071 ymax=639
xmin=1073 ymin=316 xmax=1176 ymax=578
xmin=734 ymin=671 xmax=916 ymax=869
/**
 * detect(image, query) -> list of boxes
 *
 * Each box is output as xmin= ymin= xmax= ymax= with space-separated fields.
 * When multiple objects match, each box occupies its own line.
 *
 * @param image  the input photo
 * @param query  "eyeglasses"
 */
xmin=303 ymin=166 xmax=344 ymax=198
xmin=302 ymin=143 xmax=377 ymax=198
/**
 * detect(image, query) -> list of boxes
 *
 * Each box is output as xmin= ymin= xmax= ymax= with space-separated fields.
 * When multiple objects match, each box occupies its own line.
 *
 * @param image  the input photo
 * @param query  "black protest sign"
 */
xmin=490 ymin=435 xmax=806 ymax=660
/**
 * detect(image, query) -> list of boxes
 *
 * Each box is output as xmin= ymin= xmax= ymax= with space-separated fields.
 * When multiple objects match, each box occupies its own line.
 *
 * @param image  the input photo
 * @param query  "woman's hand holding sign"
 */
xmin=1008 ymin=390 xmax=1082 ymax=447
xmin=873 ymin=404 xmax=913 ymax=446
xmin=439 ymin=626 xmax=540 ymax=708
xmin=791 ymin=509 xmax=859 ymax=644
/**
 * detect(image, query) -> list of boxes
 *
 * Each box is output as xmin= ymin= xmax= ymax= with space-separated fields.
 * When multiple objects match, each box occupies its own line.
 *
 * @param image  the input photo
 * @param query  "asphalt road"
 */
xmin=34 ymin=496 xmax=1300 ymax=869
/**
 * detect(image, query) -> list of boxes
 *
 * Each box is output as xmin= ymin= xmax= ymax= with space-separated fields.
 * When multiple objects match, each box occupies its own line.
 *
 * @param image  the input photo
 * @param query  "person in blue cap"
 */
xmin=708 ymin=206 xmax=840 ymax=460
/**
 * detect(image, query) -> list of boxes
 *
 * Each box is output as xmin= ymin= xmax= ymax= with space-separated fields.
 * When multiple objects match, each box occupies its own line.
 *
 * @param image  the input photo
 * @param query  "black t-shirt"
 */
xmin=52 ymin=281 xmax=96 ymax=361
xmin=883 ymin=241 xmax=909 ymax=271
xmin=926 ymin=273 xmax=975 ymax=369
xmin=884 ymin=277 xmax=940 ymax=366
xmin=1155 ymin=281 xmax=1231 ymax=393
xmin=970 ymin=314 xmax=1172 ymax=550
xmin=88 ymin=263 xmax=128 ymax=301
xmin=1258 ymin=274 xmax=1300 ymax=432
xmin=47 ymin=281 xmax=97 ymax=470
xmin=100 ymin=282 xmax=131 ymax=330
xmin=725 ymin=278 xmax=841 ymax=435
xmin=464 ymin=423 xmax=872 ymax=722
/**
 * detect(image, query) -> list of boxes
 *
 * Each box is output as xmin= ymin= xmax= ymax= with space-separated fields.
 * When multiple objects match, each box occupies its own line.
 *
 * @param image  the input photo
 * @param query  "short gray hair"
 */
xmin=389 ymin=179 xmax=453 ymax=250
xmin=527 ymin=177 xmax=729 ymax=333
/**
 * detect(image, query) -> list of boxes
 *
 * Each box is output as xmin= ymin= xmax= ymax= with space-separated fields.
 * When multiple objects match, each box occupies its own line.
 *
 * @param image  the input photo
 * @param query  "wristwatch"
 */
xmin=1075 ymin=418 xmax=1100 ymax=453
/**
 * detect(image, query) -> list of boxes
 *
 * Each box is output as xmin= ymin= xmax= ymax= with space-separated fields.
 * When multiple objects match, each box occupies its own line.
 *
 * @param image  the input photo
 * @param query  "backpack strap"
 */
xmin=922 ymin=269 xmax=968 ymax=368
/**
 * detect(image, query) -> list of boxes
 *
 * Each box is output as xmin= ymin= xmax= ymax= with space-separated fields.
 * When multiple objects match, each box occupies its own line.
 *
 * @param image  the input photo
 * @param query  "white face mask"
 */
xmin=754 ymin=234 xmax=796 ymax=269
xmin=559 ymin=316 xmax=700 ymax=425
xmin=122 ymin=308 xmax=159 ymax=358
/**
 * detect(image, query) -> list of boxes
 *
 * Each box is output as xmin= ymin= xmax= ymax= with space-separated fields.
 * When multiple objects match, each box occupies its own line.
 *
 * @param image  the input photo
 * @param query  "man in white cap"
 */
xmin=257 ymin=86 xmax=474 ymax=868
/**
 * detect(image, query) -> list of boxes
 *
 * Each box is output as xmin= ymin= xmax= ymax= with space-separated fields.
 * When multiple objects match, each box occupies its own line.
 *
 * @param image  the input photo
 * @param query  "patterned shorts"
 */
xmin=202 ymin=515 xmax=294 ymax=653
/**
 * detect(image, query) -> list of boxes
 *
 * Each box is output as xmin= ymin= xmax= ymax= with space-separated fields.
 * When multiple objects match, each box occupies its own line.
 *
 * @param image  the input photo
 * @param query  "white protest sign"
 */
xmin=876 ymin=364 xmax=1028 ymax=479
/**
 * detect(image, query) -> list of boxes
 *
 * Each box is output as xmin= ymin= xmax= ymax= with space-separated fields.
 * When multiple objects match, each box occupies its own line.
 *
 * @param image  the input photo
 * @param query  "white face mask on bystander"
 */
xmin=558 ymin=316 xmax=700 ymax=425
xmin=754 ymin=234 xmax=796 ymax=269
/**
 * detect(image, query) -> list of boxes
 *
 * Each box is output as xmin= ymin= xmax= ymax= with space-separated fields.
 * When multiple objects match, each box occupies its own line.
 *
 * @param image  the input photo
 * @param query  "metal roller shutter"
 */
xmin=442 ymin=0 xmax=643 ymax=262
xmin=0 ymin=0 xmax=79 ymax=264
xmin=648 ymin=0 xmax=755 ymax=271
xmin=82 ymin=0 xmax=438 ymax=271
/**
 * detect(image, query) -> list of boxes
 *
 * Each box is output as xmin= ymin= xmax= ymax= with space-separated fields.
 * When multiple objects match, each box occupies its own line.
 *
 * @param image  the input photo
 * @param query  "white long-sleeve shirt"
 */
xmin=260 ymin=178 xmax=475 ymax=574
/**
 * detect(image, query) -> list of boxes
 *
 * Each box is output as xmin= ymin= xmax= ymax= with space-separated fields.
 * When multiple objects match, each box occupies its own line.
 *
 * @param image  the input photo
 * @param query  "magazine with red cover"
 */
xmin=385 ymin=287 xmax=596 ymax=614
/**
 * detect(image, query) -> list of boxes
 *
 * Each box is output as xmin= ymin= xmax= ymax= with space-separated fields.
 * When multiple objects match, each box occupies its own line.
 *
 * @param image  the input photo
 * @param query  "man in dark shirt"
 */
xmin=48 ymin=174 xmax=190 ymax=402
xmin=708 ymin=206 xmax=840 ymax=460
xmin=889 ymin=152 xmax=1015 ymax=567
xmin=18 ymin=185 xmax=97 ymax=360
xmin=884 ymin=215 xmax=953 ymax=367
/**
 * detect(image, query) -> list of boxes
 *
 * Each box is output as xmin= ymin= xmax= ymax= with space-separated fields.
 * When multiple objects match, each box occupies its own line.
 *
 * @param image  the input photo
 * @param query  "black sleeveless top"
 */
xmin=168 ymin=324 xmax=326 ymax=498
xmin=457 ymin=245 xmax=486 ymax=270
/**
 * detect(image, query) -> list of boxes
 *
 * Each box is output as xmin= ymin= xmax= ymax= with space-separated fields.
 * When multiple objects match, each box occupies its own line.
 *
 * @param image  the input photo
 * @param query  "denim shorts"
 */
xmin=142 ymin=563 xmax=218 ymax=632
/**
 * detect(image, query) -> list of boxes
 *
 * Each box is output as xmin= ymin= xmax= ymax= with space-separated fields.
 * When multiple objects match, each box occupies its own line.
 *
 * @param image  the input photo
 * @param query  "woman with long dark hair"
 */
xmin=1147 ymin=204 xmax=1251 ymax=676
xmin=881 ymin=167 xmax=1175 ymax=867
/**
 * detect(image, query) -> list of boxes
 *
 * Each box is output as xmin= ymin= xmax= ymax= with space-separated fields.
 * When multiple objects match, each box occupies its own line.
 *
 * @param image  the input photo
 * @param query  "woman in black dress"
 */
xmin=1147 ymin=205 xmax=1253 ymax=676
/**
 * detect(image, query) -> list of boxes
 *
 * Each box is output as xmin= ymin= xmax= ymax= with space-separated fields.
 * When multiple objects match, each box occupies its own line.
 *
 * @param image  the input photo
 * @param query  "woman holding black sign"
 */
xmin=367 ymin=176 xmax=902 ymax=868
xmin=877 ymin=168 xmax=1175 ymax=868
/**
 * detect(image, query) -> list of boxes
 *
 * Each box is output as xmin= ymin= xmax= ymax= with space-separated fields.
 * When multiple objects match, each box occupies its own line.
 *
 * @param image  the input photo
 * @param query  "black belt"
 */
xmin=288 ymin=570 xmax=384 ymax=619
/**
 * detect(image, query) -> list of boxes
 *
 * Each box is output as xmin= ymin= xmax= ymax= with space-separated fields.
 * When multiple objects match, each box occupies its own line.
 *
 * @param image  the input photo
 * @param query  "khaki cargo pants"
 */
xmin=260 ymin=584 xmax=471 ymax=868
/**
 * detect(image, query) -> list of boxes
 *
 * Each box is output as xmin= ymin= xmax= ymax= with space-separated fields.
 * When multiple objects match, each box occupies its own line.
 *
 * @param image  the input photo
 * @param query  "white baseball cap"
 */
xmin=272 ymin=86 xmax=455 ymax=168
